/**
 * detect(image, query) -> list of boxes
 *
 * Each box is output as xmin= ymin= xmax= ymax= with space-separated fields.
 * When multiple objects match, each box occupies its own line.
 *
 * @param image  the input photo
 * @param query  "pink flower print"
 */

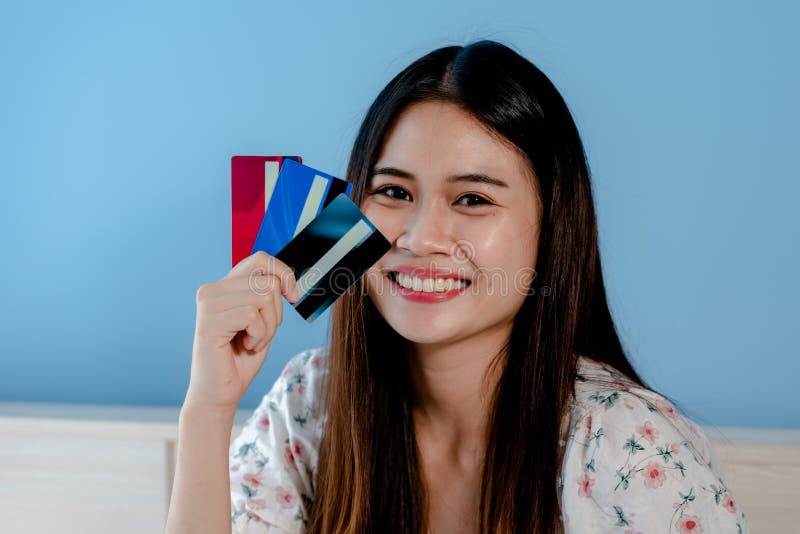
xmin=297 ymin=383 xmax=306 ymax=395
xmin=675 ymin=514 xmax=703 ymax=533
xmin=576 ymin=472 xmax=595 ymax=498
xmin=722 ymin=494 xmax=736 ymax=513
xmin=655 ymin=398 xmax=677 ymax=419
xmin=256 ymin=414 xmax=270 ymax=432
xmin=310 ymin=356 xmax=321 ymax=368
xmin=666 ymin=442 xmax=680 ymax=454
xmin=243 ymin=473 xmax=263 ymax=488
xmin=583 ymin=414 xmax=593 ymax=439
xmin=282 ymin=367 xmax=291 ymax=379
xmin=283 ymin=444 xmax=296 ymax=466
xmin=642 ymin=460 xmax=667 ymax=489
xmin=636 ymin=420 xmax=659 ymax=445
xmin=624 ymin=530 xmax=642 ymax=534
xmin=623 ymin=397 xmax=636 ymax=410
xmin=246 ymin=497 xmax=268 ymax=510
xmin=230 ymin=463 xmax=240 ymax=472
xmin=291 ymin=437 xmax=304 ymax=459
xmin=275 ymin=485 xmax=297 ymax=509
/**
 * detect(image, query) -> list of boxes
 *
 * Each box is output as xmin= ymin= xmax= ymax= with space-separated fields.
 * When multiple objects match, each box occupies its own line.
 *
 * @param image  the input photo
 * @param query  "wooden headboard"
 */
xmin=0 ymin=403 xmax=797 ymax=533
xmin=704 ymin=426 xmax=800 ymax=532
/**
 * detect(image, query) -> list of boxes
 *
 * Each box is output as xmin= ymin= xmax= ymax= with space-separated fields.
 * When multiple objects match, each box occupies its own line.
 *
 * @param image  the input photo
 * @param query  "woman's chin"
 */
xmin=381 ymin=312 xmax=463 ymax=345
xmin=366 ymin=288 xmax=474 ymax=343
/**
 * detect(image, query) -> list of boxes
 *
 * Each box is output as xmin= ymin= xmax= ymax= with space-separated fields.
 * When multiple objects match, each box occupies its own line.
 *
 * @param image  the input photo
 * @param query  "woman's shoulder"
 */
xmin=260 ymin=345 xmax=331 ymax=442
xmin=569 ymin=354 xmax=716 ymax=473
xmin=280 ymin=345 xmax=331 ymax=376
xmin=278 ymin=345 xmax=331 ymax=399
xmin=559 ymin=355 xmax=750 ymax=533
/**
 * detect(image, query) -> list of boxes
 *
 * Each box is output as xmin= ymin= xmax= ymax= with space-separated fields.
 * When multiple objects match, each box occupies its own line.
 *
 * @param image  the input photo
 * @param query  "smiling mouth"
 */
xmin=385 ymin=271 xmax=472 ymax=293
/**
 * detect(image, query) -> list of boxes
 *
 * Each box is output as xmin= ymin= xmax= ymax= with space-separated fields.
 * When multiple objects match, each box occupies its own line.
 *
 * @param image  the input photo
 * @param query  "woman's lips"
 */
xmin=385 ymin=264 xmax=471 ymax=282
xmin=385 ymin=271 xmax=469 ymax=303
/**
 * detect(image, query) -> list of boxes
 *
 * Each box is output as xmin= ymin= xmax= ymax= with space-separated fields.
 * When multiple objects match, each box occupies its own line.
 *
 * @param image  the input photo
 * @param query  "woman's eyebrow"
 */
xmin=369 ymin=166 xmax=509 ymax=188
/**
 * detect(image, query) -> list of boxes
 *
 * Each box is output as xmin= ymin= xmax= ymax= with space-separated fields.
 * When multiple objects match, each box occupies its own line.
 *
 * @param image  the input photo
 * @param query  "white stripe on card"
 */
xmin=293 ymin=175 xmax=328 ymax=237
xmin=263 ymin=161 xmax=280 ymax=212
xmin=295 ymin=219 xmax=372 ymax=298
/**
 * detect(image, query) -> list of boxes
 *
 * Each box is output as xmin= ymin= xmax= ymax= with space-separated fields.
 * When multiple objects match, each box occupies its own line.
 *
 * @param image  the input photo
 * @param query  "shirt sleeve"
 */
xmin=229 ymin=347 xmax=328 ymax=534
xmin=560 ymin=384 xmax=751 ymax=533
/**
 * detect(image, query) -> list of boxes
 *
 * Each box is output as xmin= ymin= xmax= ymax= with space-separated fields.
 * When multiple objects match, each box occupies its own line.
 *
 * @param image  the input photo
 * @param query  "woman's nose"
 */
xmin=394 ymin=199 xmax=453 ymax=257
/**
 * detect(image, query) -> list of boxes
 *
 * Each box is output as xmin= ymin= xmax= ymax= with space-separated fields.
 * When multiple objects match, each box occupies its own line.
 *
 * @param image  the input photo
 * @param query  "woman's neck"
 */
xmin=406 ymin=322 xmax=510 ymax=461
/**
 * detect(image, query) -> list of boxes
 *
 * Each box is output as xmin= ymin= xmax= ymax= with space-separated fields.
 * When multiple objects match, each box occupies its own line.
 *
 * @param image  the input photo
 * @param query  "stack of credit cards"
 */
xmin=231 ymin=156 xmax=391 ymax=322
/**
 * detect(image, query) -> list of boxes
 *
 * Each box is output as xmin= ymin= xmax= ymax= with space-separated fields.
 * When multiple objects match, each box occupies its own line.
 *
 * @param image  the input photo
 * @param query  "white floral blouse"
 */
xmin=229 ymin=347 xmax=750 ymax=533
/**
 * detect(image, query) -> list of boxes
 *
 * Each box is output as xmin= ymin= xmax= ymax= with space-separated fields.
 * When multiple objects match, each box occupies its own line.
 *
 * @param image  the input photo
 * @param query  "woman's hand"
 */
xmin=184 ymin=251 xmax=300 ymax=413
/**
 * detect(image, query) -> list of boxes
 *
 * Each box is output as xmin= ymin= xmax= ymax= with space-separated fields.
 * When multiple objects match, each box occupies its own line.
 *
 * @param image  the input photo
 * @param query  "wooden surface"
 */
xmin=0 ymin=402 xmax=797 ymax=533
xmin=712 ymin=439 xmax=800 ymax=532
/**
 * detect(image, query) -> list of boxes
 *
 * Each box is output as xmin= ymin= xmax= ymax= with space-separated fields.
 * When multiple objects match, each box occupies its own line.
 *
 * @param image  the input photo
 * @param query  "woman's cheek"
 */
xmin=466 ymin=226 xmax=534 ymax=294
xmin=460 ymin=224 xmax=507 ymax=265
xmin=362 ymin=204 xmax=404 ymax=242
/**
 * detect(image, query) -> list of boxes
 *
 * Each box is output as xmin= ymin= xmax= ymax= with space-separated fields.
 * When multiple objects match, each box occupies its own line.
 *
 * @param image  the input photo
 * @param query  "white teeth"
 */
xmin=392 ymin=272 xmax=468 ymax=293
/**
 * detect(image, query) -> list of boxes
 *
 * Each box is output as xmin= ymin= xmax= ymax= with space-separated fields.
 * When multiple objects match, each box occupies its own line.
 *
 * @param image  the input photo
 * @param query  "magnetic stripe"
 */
xmin=295 ymin=219 xmax=372 ymax=298
xmin=263 ymin=161 xmax=280 ymax=212
xmin=293 ymin=175 xmax=328 ymax=236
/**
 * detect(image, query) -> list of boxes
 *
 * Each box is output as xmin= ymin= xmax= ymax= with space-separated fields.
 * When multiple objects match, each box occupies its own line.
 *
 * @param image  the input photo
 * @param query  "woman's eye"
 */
xmin=456 ymin=193 xmax=492 ymax=207
xmin=375 ymin=186 xmax=411 ymax=201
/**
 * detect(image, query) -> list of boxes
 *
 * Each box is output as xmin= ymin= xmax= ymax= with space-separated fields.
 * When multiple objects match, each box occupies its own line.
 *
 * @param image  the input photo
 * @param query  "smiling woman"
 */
xmin=217 ymin=40 xmax=751 ymax=534
xmin=216 ymin=41 xmax=755 ymax=534
xmin=231 ymin=41 xmax=748 ymax=533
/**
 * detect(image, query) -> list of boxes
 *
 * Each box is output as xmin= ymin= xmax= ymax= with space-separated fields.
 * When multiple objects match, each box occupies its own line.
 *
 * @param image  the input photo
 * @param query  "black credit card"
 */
xmin=275 ymin=193 xmax=391 ymax=322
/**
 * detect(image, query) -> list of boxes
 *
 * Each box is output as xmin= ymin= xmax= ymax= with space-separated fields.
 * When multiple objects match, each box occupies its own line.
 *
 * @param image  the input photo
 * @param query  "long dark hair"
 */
xmin=309 ymin=39 xmax=651 ymax=533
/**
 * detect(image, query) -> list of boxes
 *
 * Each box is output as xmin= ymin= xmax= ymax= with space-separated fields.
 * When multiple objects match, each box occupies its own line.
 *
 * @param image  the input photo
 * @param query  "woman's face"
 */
xmin=362 ymin=100 xmax=543 ymax=346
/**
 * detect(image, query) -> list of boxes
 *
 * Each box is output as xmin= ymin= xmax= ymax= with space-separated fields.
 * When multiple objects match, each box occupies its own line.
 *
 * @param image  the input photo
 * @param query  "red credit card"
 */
xmin=231 ymin=155 xmax=302 ymax=267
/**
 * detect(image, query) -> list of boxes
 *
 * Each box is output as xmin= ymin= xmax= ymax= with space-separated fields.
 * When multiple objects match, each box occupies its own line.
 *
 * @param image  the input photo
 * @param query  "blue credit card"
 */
xmin=275 ymin=193 xmax=392 ymax=323
xmin=250 ymin=159 xmax=352 ymax=256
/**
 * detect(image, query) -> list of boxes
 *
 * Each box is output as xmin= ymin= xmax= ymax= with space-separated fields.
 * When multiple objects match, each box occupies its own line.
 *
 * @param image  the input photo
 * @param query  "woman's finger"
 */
xmin=205 ymin=305 xmax=268 ymax=351
xmin=253 ymin=307 xmax=276 ymax=353
xmin=271 ymin=278 xmax=283 ymax=328
xmin=249 ymin=276 xmax=280 ymax=352
xmin=224 ymin=251 xmax=300 ymax=302
xmin=199 ymin=276 xmax=278 ymax=313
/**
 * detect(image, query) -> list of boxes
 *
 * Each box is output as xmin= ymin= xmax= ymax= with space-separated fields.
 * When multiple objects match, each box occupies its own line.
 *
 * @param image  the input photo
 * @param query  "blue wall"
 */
xmin=1 ymin=1 xmax=797 ymax=428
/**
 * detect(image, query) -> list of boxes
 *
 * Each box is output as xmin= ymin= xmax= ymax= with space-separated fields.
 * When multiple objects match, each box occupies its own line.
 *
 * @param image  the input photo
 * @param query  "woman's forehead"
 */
xmin=375 ymin=101 xmax=535 ymax=190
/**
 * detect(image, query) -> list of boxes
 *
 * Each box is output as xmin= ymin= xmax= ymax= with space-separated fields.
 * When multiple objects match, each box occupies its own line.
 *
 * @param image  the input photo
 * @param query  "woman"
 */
xmin=166 ymin=40 xmax=750 ymax=533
